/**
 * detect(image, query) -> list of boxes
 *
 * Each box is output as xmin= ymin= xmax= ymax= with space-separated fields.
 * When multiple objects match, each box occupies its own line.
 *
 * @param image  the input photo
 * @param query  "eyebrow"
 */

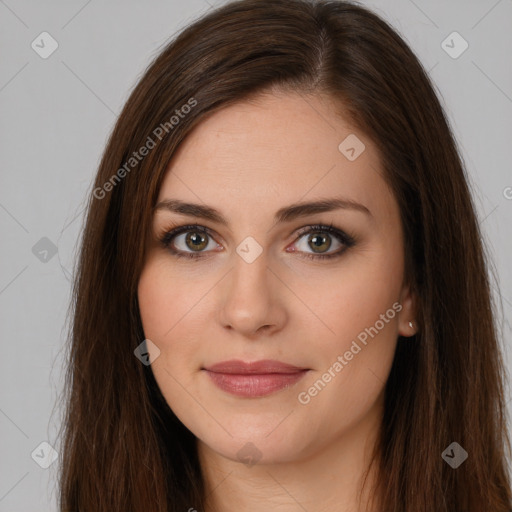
xmin=153 ymin=197 xmax=372 ymax=225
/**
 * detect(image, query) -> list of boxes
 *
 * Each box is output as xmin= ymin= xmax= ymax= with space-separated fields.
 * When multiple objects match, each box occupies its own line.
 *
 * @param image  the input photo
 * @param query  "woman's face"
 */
xmin=137 ymin=91 xmax=416 ymax=465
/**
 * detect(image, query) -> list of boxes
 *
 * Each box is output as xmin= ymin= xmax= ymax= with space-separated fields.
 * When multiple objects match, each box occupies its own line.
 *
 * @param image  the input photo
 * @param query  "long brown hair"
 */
xmin=58 ymin=0 xmax=512 ymax=510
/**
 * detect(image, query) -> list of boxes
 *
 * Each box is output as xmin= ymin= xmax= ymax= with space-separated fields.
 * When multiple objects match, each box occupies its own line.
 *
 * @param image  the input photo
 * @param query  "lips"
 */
xmin=204 ymin=359 xmax=307 ymax=374
xmin=202 ymin=359 xmax=309 ymax=397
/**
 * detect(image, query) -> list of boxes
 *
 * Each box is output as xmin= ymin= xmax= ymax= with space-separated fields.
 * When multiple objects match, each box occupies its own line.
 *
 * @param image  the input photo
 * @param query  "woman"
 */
xmin=58 ymin=0 xmax=512 ymax=510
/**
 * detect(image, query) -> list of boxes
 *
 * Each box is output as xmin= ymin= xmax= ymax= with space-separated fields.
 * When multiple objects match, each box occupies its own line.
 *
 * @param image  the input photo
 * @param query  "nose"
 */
xmin=218 ymin=250 xmax=287 ymax=338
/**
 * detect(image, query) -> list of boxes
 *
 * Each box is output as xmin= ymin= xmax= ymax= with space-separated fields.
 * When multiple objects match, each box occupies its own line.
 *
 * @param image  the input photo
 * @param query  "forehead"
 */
xmin=156 ymin=91 xmax=394 ymax=225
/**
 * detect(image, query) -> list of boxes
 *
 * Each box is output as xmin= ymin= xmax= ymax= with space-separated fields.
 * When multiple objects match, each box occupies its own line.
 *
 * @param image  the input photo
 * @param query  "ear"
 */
xmin=397 ymin=283 xmax=418 ymax=338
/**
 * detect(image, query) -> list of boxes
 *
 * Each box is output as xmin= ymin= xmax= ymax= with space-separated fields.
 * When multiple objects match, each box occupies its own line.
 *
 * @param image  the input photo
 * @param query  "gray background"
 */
xmin=1 ymin=0 xmax=511 ymax=510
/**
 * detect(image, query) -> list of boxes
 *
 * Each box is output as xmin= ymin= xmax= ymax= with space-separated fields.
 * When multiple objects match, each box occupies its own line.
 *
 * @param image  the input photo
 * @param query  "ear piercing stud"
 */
xmin=408 ymin=321 xmax=414 ymax=329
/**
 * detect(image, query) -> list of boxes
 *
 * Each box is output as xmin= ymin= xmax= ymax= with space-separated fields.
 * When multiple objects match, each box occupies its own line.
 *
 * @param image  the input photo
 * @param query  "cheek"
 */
xmin=293 ymin=247 xmax=402 ymax=413
xmin=296 ymin=295 xmax=399 ymax=439
xmin=137 ymin=262 xmax=208 ymax=378
xmin=137 ymin=265 xmax=201 ymax=417
xmin=309 ymin=256 xmax=403 ymax=352
xmin=138 ymin=261 xmax=207 ymax=343
xmin=138 ymin=264 xmax=166 ymax=336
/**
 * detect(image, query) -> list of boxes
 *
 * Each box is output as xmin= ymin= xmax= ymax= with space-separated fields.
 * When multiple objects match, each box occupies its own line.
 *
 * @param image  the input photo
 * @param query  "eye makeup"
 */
xmin=155 ymin=221 xmax=356 ymax=261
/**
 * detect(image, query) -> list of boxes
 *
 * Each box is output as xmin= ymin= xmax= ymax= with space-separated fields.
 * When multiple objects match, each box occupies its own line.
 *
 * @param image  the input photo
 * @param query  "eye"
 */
xmin=289 ymin=223 xmax=355 ymax=260
xmin=157 ymin=222 xmax=355 ymax=260
xmin=158 ymin=224 xmax=220 ymax=259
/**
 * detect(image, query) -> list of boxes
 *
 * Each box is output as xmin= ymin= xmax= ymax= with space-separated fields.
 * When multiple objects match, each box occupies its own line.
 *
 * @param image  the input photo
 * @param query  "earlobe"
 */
xmin=398 ymin=317 xmax=417 ymax=338
xmin=397 ymin=285 xmax=418 ymax=338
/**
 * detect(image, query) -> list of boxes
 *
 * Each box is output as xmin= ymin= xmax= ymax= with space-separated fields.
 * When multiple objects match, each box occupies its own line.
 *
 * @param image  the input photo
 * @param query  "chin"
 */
xmin=194 ymin=416 xmax=317 ymax=466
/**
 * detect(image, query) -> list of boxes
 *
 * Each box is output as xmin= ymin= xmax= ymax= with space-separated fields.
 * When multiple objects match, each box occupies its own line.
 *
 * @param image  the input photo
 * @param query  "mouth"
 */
xmin=202 ymin=359 xmax=310 ymax=398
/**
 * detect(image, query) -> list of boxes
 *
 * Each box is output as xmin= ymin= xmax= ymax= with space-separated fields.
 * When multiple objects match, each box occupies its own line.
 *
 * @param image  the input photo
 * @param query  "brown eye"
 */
xmin=307 ymin=232 xmax=332 ymax=253
xmin=159 ymin=224 xmax=219 ymax=259
xmin=159 ymin=223 xmax=355 ymax=261
xmin=290 ymin=224 xmax=356 ymax=261
xmin=184 ymin=231 xmax=209 ymax=251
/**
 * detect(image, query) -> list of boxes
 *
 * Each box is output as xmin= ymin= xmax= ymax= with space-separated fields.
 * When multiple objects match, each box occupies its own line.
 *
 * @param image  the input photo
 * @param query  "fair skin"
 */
xmin=137 ymin=90 xmax=417 ymax=512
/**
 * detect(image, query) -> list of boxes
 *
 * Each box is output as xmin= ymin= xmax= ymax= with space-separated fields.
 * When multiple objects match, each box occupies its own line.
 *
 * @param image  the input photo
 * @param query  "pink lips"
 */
xmin=203 ymin=359 xmax=309 ymax=397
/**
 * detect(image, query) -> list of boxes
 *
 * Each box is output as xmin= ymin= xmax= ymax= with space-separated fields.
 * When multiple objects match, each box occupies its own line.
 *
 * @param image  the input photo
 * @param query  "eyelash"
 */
xmin=157 ymin=222 xmax=356 ymax=261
